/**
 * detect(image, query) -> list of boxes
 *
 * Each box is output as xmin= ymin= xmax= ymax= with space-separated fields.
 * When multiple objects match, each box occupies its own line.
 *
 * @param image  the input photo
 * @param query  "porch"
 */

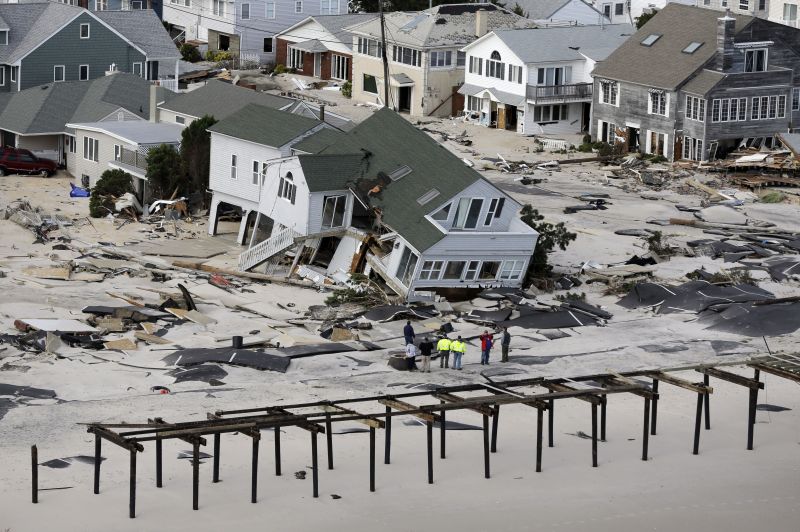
xmin=526 ymin=83 xmax=593 ymax=104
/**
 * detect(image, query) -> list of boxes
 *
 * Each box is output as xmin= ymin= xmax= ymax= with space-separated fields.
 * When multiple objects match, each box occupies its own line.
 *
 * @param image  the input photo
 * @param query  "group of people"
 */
xmin=402 ymin=320 xmax=511 ymax=372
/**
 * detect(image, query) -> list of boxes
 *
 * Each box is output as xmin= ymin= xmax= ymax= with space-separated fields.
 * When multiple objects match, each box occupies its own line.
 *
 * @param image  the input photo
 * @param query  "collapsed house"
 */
xmin=207 ymin=107 xmax=539 ymax=300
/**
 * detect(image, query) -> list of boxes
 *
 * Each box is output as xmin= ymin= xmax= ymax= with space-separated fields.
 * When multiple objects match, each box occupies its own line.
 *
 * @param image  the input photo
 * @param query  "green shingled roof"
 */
xmin=298 ymin=153 xmax=368 ymax=192
xmin=320 ymin=108 xmax=481 ymax=252
xmin=160 ymin=80 xmax=292 ymax=120
xmin=208 ymin=103 xmax=323 ymax=148
xmin=293 ymin=128 xmax=346 ymax=154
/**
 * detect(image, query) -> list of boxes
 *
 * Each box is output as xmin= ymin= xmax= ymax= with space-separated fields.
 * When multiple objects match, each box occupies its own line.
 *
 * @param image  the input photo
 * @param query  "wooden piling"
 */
xmin=642 ymin=397 xmax=651 ymax=461
xmin=483 ymin=414 xmax=490 ymax=479
xmin=703 ymin=374 xmax=711 ymax=430
xmin=384 ymin=405 xmax=392 ymax=465
xmin=311 ymin=431 xmax=319 ymax=498
xmin=693 ymin=392 xmax=703 ymax=455
xmin=650 ymin=379 xmax=659 ymax=436
xmin=490 ymin=405 xmax=500 ymax=453
xmin=548 ymin=398 xmax=554 ymax=448
xmin=426 ymin=420 xmax=433 ymax=484
xmin=156 ymin=439 xmax=163 ymax=488
xmin=440 ymin=402 xmax=446 ymax=459
xmin=369 ymin=427 xmax=376 ymax=493
xmin=212 ymin=434 xmax=220 ymax=483
xmin=274 ymin=427 xmax=281 ymax=476
xmin=325 ymin=413 xmax=334 ymax=470
xmin=251 ymin=432 xmax=259 ymax=503
xmin=591 ymin=403 xmax=598 ymax=467
xmin=600 ymin=395 xmax=607 ymax=441
xmin=535 ymin=407 xmax=543 ymax=473
xmin=93 ymin=434 xmax=101 ymax=495
xmin=192 ymin=440 xmax=199 ymax=510
xmin=129 ymin=448 xmax=137 ymax=519
xmin=31 ymin=445 xmax=38 ymax=504
xmin=747 ymin=388 xmax=757 ymax=450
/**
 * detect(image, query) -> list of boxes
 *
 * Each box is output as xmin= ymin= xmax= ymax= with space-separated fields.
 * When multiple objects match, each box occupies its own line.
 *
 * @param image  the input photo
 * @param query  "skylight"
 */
xmin=641 ymin=34 xmax=662 ymax=47
xmin=388 ymin=165 xmax=412 ymax=181
xmin=682 ymin=41 xmax=704 ymax=54
xmin=417 ymin=188 xmax=440 ymax=206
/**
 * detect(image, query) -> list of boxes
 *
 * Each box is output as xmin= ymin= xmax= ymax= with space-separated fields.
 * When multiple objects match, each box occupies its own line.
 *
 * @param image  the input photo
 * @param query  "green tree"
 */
xmin=89 ymin=168 xmax=134 ymax=218
xmin=145 ymin=144 xmax=188 ymax=199
xmin=180 ymin=43 xmax=202 ymax=63
xmin=519 ymin=205 xmax=577 ymax=284
xmin=180 ymin=115 xmax=217 ymax=202
xmin=511 ymin=3 xmax=526 ymax=16
xmin=635 ymin=10 xmax=657 ymax=29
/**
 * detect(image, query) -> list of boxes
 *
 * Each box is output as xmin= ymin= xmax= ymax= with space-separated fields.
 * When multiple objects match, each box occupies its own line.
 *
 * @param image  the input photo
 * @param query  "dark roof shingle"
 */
xmin=208 ymin=103 xmax=322 ymax=148
xmin=160 ymin=80 xmax=292 ymax=120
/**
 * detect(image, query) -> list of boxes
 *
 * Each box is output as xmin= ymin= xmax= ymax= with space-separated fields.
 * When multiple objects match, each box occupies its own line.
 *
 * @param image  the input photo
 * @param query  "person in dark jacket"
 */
xmin=418 ymin=337 xmax=434 ymax=372
xmin=501 ymin=327 xmax=511 ymax=362
xmin=403 ymin=320 xmax=415 ymax=345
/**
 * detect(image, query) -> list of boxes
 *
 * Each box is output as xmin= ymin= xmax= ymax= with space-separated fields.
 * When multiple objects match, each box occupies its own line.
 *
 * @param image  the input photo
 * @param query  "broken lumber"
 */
xmin=103 ymin=338 xmax=138 ymax=351
xmin=134 ymin=331 xmax=172 ymax=345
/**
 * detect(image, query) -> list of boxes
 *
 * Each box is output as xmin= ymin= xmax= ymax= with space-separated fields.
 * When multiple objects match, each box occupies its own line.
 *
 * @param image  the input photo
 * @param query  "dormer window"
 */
xmin=641 ymin=34 xmax=661 ymax=47
xmin=682 ymin=42 xmax=703 ymax=54
xmin=0 ymin=31 xmax=8 ymax=46
xmin=80 ymin=23 xmax=90 ymax=39
xmin=744 ymin=48 xmax=767 ymax=72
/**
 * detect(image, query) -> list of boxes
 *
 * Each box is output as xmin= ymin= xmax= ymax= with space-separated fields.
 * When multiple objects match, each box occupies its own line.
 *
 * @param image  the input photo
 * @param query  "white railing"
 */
xmin=238 ymin=226 xmax=298 ymax=271
xmin=153 ymin=78 xmax=179 ymax=93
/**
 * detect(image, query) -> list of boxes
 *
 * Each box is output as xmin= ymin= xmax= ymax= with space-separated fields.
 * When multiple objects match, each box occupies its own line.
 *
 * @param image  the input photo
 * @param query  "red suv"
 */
xmin=0 ymin=148 xmax=58 ymax=177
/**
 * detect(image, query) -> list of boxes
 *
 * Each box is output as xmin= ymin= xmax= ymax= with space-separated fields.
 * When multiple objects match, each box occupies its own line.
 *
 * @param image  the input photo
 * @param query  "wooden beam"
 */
xmin=379 ymin=398 xmax=438 ymax=423
xmin=89 ymin=426 xmax=144 ymax=452
xmin=699 ymin=368 xmax=764 ymax=390
xmin=150 ymin=418 xmax=207 ymax=446
xmin=267 ymin=407 xmax=327 ymax=433
xmin=541 ymin=382 xmax=601 ymax=405
xmin=321 ymin=404 xmax=385 ymax=429
xmin=646 ymin=372 xmax=712 ymax=394
xmin=433 ymin=392 xmax=494 ymax=417
xmin=748 ymin=362 xmax=800 ymax=384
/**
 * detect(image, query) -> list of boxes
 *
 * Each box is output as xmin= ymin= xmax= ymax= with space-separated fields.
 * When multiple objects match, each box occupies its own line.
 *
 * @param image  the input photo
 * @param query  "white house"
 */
xmin=459 ymin=24 xmax=633 ymax=135
xmin=512 ymin=0 xmax=611 ymax=24
xmin=216 ymin=107 xmax=539 ymax=300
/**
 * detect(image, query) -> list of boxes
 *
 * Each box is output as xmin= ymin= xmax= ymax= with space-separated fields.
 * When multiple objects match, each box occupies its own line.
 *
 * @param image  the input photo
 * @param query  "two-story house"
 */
xmin=348 ymin=3 xmax=533 ymax=117
xmin=460 ymin=24 xmax=632 ymax=135
xmin=274 ymin=13 xmax=376 ymax=81
xmin=511 ymin=0 xmax=611 ymax=24
xmin=220 ymin=107 xmax=538 ymax=300
xmin=163 ymin=0 xmax=345 ymax=65
xmin=591 ymin=4 xmax=800 ymax=161
xmin=0 ymin=3 xmax=179 ymax=92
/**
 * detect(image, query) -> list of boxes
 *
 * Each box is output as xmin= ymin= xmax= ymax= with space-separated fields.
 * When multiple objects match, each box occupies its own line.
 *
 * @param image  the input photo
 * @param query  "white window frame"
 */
xmin=744 ymin=48 xmax=768 ymax=73
xmin=486 ymin=52 xmax=505 ymax=80
xmin=793 ymin=88 xmax=800 ymax=112
xmin=266 ymin=1 xmax=276 ymax=18
xmin=114 ymin=144 xmax=122 ymax=162
xmin=784 ymin=3 xmax=798 ymax=21
xmin=278 ymin=172 xmax=297 ymax=204
xmin=357 ymin=37 xmax=383 ymax=58
xmin=648 ymin=91 xmax=668 ymax=117
xmin=483 ymin=197 xmax=505 ymax=226
xmin=320 ymin=0 xmax=339 ymax=15
xmin=442 ymin=260 xmax=465 ymax=280
xmin=598 ymin=120 xmax=618 ymax=144
xmin=241 ymin=3 xmax=250 ymax=19
xmin=79 ymin=64 xmax=89 ymax=81
xmin=80 ymin=23 xmax=90 ymax=39
xmin=53 ymin=65 xmax=65 ymax=82
xmin=10 ymin=65 xmax=15 ymax=83
xmin=230 ymin=154 xmax=237 ymax=179
xmin=0 ymin=67 xmax=5 ymax=86
xmin=466 ymin=95 xmax=481 ymax=113
xmin=83 ymin=136 xmax=99 ymax=162
xmin=600 ymin=80 xmax=618 ymax=106
xmin=499 ymin=260 xmax=524 ymax=281
xmin=0 ymin=31 xmax=8 ymax=46
xmin=288 ymin=47 xmax=305 ymax=70
xmin=393 ymin=45 xmax=421 ymax=67
xmin=418 ymin=260 xmax=444 ymax=281
xmin=132 ymin=62 xmax=143 ymax=77
xmin=252 ymin=160 xmax=260 ymax=185
xmin=212 ymin=0 xmax=225 ymax=16
xmin=739 ymin=0 xmax=748 ymax=9
xmin=646 ymin=131 xmax=668 ymax=156
xmin=452 ymin=197 xmax=484 ymax=230
xmin=295 ymin=0 xmax=303 ymax=13
xmin=322 ymin=194 xmax=347 ymax=229
xmin=468 ymin=56 xmax=483 ymax=75
xmin=685 ymin=95 xmax=706 ymax=121
xmin=464 ymin=260 xmax=480 ymax=281
xmin=331 ymin=54 xmax=349 ymax=81
xmin=175 ymin=115 xmax=185 ymax=124
xmin=533 ymin=104 xmax=568 ymax=122
xmin=429 ymin=50 xmax=452 ymax=68
xmin=682 ymin=136 xmax=704 ymax=162
xmin=711 ymin=97 xmax=747 ymax=122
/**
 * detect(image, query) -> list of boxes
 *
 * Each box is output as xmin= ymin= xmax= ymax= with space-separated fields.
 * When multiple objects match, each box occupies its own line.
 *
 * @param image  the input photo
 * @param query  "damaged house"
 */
xmin=208 ymin=107 xmax=539 ymax=300
xmin=590 ymin=4 xmax=800 ymax=162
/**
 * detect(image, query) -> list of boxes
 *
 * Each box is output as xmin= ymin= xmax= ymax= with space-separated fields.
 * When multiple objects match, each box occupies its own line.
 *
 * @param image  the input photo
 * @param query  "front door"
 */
xmin=398 ymin=86 xmax=412 ymax=113
xmin=313 ymin=53 xmax=321 ymax=78
xmin=497 ymin=106 xmax=507 ymax=130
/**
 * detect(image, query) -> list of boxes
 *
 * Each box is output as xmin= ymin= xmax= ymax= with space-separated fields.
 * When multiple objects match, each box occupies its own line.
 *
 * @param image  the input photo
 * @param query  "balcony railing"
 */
xmin=527 ymin=82 xmax=593 ymax=103
xmin=118 ymin=148 xmax=148 ymax=171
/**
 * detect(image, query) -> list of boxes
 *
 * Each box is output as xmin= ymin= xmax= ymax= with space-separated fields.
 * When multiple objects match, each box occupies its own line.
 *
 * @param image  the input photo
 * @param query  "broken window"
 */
xmin=649 ymin=90 xmax=667 ymax=116
xmin=682 ymin=136 xmax=703 ymax=161
xmin=499 ymin=260 xmax=524 ymax=281
xmin=647 ymin=131 xmax=667 ymax=156
xmin=322 ymin=195 xmax=346 ymax=229
xmin=744 ymin=49 xmax=767 ymax=72
xmin=278 ymin=172 xmax=296 ymax=204
xmin=484 ymin=198 xmax=504 ymax=226
xmin=395 ymin=246 xmax=418 ymax=286
xmin=453 ymin=197 xmax=483 ymax=230
xmin=599 ymin=80 xmax=618 ymax=105
xmin=478 ymin=261 xmax=500 ymax=280
xmin=418 ymin=260 xmax=444 ymax=280
xmin=431 ymin=203 xmax=450 ymax=221
xmin=443 ymin=261 xmax=465 ymax=280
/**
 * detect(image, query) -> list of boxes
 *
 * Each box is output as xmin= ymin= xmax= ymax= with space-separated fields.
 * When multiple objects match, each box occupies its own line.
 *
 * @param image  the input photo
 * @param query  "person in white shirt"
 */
xmin=405 ymin=342 xmax=419 ymax=371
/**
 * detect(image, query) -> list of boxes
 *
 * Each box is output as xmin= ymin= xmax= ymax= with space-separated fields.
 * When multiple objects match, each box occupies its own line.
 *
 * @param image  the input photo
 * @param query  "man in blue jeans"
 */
xmin=451 ymin=336 xmax=465 ymax=370
xmin=479 ymin=330 xmax=493 ymax=365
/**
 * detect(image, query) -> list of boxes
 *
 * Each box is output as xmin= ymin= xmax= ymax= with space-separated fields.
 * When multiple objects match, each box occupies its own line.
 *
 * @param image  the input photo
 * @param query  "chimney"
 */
xmin=319 ymin=104 xmax=325 ymax=122
xmin=475 ymin=8 xmax=488 ymax=38
xmin=149 ymin=84 xmax=158 ymax=123
xmin=715 ymin=9 xmax=736 ymax=72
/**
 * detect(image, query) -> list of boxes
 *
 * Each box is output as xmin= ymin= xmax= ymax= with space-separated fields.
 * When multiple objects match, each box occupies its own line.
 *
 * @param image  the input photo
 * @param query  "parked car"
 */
xmin=0 ymin=147 xmax=58 ymax=177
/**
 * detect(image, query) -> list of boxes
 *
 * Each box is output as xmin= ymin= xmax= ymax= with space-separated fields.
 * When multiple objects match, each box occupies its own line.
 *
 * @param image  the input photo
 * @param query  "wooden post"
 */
xmin=440 ymin=402 xmax=446 ymax=459
xmin=156 ymin=439 xmax=163 ymax=488
xmin=93 ymin=434 xmax=101 ymax=495
xmin=325 ymin=413 xmax=334 ymax=470
xmin=693 ymin=392 xmax=703 ymax=455
xmin=274 ymin=427 xmax=281 ymax=476
xmin=192 ymin=440 xmax=200 ymax=510
xmin=426 ymin=420 xmax=433 ymax=484
xmin=129 ymin=448 xmax=137 ymax=519
xmin=703 ymin=374 xmax=711 ymax=430
xmin=642 ymin=397 xmax=651 ymax=461
xmin=311 ymin=431 xmax=319 ymax=498
xmin=251 ymin=432 xmax=260 ymax=503
xmin=651 ymin=379 xmax=659 ymax=436
xmin=591 ymin=403 xmax=598 ymax=468
xmin=384 ymin=405 xmax=392 ymax=465
xmin=31 ymin=445 xmax=38 ymax=504
xmin=535 ymin=407 xmax=543 ymax=473
xmin=548 ymin=398 xmax=554 ymax=447
xmin=747 ymin=387 xmax=757 ymax=450
xmin=369 ymin=427 xmax=376 ymax=493
xmin=490 ymin=405 xmax=500 ymax=453
xmin=600 ymin=395 xmax=607 ymax=441
xmin=212 ymin=434 xmax=220 ymax=483
xmin=482 ymin=414 xmax=490 ymax=479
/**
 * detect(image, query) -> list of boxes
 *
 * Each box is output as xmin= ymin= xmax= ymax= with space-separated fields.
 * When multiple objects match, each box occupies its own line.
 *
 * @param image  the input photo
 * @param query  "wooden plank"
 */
xmin=134 ymin=331 xmax=172 ymax=345
xmin=149 ymin=418 xmax=207 ymax=447
xmin=541 ymin=382 xmax=601 ymax=404
xmin=482 ymin=384 xmax=548 ymax=409
xmin=748 ymin=362 xmax=800 ymax=384
xmin=267 ymin=407 xmax=327 ymax=433
xmin=22 ymin=265 xmax=71 ymax=280
xmin=103 ymin=338 xmax=138 ymax=351
xmin=321 ymin=405 xmax=384 ymax=429
xmin=647 ymin=372 xmax=712 ymax=394
xmin=603 ymin=374 xmax=656 ymax=398
xmin=699 ymin=367 xmax=764 ymax=390
xmin=434 ymin=392 xmax=495 ymax=417
xmin=88 ymin=426 xmax=143 ymax=452
xmin=379 ymin=399 xmax=437 ymax=423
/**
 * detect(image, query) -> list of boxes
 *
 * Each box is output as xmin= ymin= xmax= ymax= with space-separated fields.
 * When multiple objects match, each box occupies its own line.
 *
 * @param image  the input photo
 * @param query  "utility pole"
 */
xmin=378 ymin=0 xmax=390 ymax=108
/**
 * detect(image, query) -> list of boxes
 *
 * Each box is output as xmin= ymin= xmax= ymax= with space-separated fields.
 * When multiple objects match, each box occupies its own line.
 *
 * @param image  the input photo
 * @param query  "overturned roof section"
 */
xmin=348 ymin=3 xmax=534 ymax=48
xmin=320 ymin=108 xmax=483 ymax=251
xmin=592 ymin=4 xmax=753 ymax=90
xmin=0 ymin=73 xmax=161 ymax=135
xmin=159 ymin=80 xmax=293 ymax=120
xmin=94 ymin=9 xmax=180 ymax=59
xmin=209 ymin=103 xmax=322 ymax=148
xmin=487 ymin=24 xmax=634 ymax=63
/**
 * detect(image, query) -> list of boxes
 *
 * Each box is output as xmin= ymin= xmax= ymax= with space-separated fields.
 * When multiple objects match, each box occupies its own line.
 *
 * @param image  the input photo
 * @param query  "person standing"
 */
xmin=479 ymin=330 xmax=494 ymax=365
xmin=419 ymin=336 xmax=433 ymax=373
xmin=403 ymin=320 xmax=416 ymax=345
xmin=451 ymin=336 xmax=465 ymax=370
xmin=405 ymin=341 xmax=418 ymax=371
xmin=436 ymin=335 xmax=451 ymax=368
xmin=501 ymin=327 xmax=511 ymax=363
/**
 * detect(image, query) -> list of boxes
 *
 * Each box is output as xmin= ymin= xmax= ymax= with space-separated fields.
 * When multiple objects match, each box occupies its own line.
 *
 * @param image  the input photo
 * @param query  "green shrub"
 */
xmin=89 ymin=169 xmax=133 ymax=218
xmin=273 ymin=63 xmax=294 ymax=75
xmin=180 ymin=43 xmax=201 ymax=62
xmin=341 ymin=80 xmax=352 ymax=98
xmin=206 ymin=50 xmax=233 ymax=62
xmin=759 ymin=191 xmax=785 ymax=203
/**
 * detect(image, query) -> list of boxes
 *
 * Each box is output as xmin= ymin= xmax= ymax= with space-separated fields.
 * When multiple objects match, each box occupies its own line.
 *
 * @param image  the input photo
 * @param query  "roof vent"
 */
xmin=417 ymin=188 xmax=440 ymax=205
xmin=682 ymin=42 xmax=704 ymax=54
xmin=640 ymin=34 xmax=661 ymax=47
xmin=388 ymin=165 xmax=412 ymax=181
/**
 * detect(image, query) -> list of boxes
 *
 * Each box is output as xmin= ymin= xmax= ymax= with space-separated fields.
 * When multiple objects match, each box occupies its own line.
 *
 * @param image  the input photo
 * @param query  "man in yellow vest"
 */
xmin=436 ymin=335 xmax=451 ymax=368
xmin=451 ymin=336 xmax=466 ymax=370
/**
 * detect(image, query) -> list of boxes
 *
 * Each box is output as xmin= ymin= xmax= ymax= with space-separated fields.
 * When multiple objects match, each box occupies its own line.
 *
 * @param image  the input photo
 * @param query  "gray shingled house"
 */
xmin=590 ymin=4 xmax=800 ymax=162
xmin=0 ymin=3 xmax=179 ymax=92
